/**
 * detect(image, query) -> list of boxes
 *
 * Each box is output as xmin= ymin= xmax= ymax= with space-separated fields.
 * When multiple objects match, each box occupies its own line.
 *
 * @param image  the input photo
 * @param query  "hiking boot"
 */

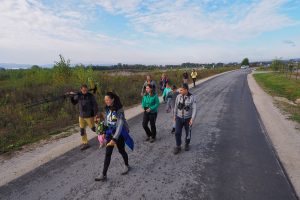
xmin=95 ymin=174 xmax=107 ymax=182
xmin=173 ymin=146 xmax=181 ymax=155
xmin=145 ymin=137 xmax=150 ymax=142
xmin=121 ymin=165 xmax=130 ymax=175
xmin=171 ymin=128 xmax=175 ymax=134
xmin=150 ymin=137 xmax=156 ymax=143
xmin=80 ymin=144 xmax=90 ymax=151
xmin=184 ymin=144 xmax=190 ymax=151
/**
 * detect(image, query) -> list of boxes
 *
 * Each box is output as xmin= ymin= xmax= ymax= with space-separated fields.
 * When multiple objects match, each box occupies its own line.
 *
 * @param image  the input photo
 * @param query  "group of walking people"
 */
xmin=69 ymin=69 xmax=198 ymax=181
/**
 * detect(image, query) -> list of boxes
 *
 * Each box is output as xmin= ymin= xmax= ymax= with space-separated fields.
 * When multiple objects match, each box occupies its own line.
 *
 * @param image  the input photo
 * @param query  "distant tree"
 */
xmin=241 ymin=58 xmax=249 ymax=66
xmin=31 ymin=65 xmax=40 ymax=70
xmin=270 ymin=59 xmax=283 ymax=72
xmin=53 ymin=54 xmax=71 ymax=85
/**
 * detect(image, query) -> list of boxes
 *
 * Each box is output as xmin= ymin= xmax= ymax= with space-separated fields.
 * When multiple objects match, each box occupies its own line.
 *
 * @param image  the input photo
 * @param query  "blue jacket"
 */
xmin=105 ymin=107 xmax=134 ymax=150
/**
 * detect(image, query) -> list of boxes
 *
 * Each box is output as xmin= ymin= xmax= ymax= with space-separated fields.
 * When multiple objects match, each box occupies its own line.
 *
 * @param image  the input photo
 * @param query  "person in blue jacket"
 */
xmin=95 ymin=92 xmax=134 ymax=182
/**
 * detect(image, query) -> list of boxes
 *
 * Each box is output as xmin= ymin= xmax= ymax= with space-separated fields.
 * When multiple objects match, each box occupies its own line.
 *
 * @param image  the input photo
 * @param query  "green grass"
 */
xmin=253 ymin=73 xmax=300 ymax=101
xmin=0 ymin=66 xmax=236 ymax=154
xmin=254 ymin=72 xmax=300 ymax=124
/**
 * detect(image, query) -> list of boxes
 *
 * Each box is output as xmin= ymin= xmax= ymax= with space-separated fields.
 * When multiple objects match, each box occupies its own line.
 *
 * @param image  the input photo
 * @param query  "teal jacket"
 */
xmin=162 ymin=87 xmax=172 ymax=98
xmin=142 ymin=93 xmax=160 ymax=113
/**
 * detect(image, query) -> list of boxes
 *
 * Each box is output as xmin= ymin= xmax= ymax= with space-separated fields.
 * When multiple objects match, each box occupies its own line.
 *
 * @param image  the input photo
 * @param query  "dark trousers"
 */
xmin=175 ymin=116 xmax=191 ymax=147
xmin=103 ymin=136 xmax=128 ymax=176
xmin=192 ymin=78 xmax=196 ymax=87
xmin=142 ymin=112 xmax=157 ymax=139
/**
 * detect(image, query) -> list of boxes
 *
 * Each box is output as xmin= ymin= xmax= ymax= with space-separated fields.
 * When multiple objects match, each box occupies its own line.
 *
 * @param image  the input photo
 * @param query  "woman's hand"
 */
xmin=107 ymin=140 xmax=116 ymax=146
xmin=146 ymin=108 xmax=151 ymax=113
xmin=189 ymin=119 xmax=193 ymax=126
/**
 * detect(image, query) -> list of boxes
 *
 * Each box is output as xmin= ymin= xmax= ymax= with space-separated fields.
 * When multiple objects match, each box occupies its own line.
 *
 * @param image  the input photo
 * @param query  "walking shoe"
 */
xmin=145 ymin=137 xmax=150 ymax=142
xmin=173 ymin=146 xmax=181 ymax=155
xmin=150 ymin=137 xmax=156 ymax=143
xmin=95 ymin=174 xmax=107 ymax=181
xmin=184 ymin=144 xmax=190 ymax=151
xmin=80 ymin=144 xmax=90 ymax=151
xmin=121 ymin=165 xmax=130 ymax=175
xmin=171 ymin=128 xmax=175 ymax=134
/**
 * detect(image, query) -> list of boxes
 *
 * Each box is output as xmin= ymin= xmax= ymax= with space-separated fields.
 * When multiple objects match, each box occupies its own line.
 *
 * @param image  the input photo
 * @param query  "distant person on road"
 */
xmin=95 ymin=92 xmax=134 ymax=182
xmin=183 ymin=71 xmax=189 ymax=84
xmin=159 ymin=73 xmax=169 ymax=98
xmin=169 ymin=85 xmax=179 ymax=134
xmin=142 ymin=84 xmax=160 ymax=143
xmin=141 ymin=75 xmax=157 ymax=96
xmin=191 ymin=69 xmax=198 ymax=87
xmin=70 ymin=84 xmax=99 ymax=151
xmin=163 ymin=83 xmax=172 ymax=113
xmin=173 ymin=83 xmax=197 ymax=154
xmin=162 ymin=82 xmax=172 ymax=104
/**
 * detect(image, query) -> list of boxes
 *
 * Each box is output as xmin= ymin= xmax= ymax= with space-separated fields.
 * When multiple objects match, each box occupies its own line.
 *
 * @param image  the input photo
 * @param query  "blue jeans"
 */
xmin=175 ymin=116 xmax=191 ymax=147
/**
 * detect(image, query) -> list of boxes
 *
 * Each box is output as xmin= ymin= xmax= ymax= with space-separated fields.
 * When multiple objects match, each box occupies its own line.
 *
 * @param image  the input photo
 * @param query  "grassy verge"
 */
xmin=0 ymin=67 xmax=236 ymax=154
xmin=253 ymin=72 xmax=300 ymax=124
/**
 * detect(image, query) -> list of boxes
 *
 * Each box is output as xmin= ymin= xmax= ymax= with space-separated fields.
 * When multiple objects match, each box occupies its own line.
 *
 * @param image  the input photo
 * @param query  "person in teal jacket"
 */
xmin=162 ymin=82 xmax=172 ymax=104
xmin=142 ymin=84 xmax=160 ymax=143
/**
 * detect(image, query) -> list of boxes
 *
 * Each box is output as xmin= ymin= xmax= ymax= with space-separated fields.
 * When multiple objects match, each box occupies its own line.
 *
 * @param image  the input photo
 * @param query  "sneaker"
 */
xmin=184 ymin=144 xmax=190 ymax=151
xmin=173 ymin=146 xmax=181 ymax=155
xmin=145 ymin=137 xmax=150 ymax=142
xmin=171 ymin=128 xmax=175 ymax=134
xmin=95 ymin=174 xmax=107 ymax=181
xmin=121 ymin=165 xmax=130 ymax=175
xmin=150 ymin=137 xmax=156 ymax=143
xmin=80 ymin=144 xmax=90 ymax=151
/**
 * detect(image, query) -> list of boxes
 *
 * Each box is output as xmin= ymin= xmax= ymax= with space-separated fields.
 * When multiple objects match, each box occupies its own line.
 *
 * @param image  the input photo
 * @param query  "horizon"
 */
xmin=0 ymin=0 xmax=300 ymax=65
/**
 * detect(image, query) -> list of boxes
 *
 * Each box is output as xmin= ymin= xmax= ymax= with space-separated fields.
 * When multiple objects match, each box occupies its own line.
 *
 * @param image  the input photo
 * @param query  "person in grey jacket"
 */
xmin=173 ymin=83 xmax=197 ymax=154
xmin=141 ymin=75 xmax=157 ymax=96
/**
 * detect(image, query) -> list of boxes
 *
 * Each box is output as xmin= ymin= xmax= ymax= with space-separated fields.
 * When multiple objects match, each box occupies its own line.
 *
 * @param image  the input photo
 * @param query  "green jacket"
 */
xmin=142 ymin=93 xmax=160 ymax=113
xmin=162 ymin=87 xmax=172 ymax=98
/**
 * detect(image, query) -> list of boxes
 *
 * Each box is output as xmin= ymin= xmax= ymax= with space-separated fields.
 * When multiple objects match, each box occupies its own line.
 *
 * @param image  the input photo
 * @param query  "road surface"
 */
xmin=0 ymin=70 xmax=297 ymax=200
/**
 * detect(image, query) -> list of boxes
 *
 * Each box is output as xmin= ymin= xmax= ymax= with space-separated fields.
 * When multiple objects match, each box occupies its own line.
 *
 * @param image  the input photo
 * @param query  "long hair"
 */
xmin=105 ymin=92 xmax=123 ymax=111
xmin=146 ymin=84 xmax=154 ymax=95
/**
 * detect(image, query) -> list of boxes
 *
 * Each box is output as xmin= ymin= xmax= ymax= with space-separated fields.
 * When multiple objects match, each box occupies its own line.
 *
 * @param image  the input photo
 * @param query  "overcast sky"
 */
xmin=0 ymin=0 xmax=299 ymax=65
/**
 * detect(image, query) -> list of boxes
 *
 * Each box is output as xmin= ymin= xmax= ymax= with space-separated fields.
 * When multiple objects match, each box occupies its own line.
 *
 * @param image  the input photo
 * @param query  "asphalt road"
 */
xmin=0 ymin=70 xmax=298 ymax=200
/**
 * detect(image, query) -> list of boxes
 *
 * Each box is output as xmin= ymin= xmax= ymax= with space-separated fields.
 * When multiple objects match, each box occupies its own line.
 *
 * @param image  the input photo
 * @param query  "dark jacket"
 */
xmin=71 ymin=92 xmax=99 ymax=118
xmin=159 ymin=78 xmax=169 ymax=91
xmin=183 ymin=72 xmax=189 ymax=79
xmin=141 ymin=80 xmax=157 ymax=94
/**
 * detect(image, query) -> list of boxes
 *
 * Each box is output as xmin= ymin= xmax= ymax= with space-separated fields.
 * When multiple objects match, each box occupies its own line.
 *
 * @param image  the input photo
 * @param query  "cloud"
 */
xmin=0 ymin=0 xmax=299 ymax=65
xmin=283 ymin=40 xmax=296 ymax=47
xmin=124 ymin=0 xmax=296 ymax=41
xmin=90 ymin=0 xmax=142 ymax=14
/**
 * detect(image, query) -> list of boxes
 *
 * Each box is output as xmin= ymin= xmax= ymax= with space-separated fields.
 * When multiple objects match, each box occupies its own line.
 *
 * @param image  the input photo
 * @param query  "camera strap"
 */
xmin=182 ymin=95 xmax=186 ymax=116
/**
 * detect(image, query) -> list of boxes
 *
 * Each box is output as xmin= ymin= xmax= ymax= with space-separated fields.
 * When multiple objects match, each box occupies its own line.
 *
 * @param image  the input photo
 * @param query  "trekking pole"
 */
xmin=187 ymin=125 xmax=192 ymax=140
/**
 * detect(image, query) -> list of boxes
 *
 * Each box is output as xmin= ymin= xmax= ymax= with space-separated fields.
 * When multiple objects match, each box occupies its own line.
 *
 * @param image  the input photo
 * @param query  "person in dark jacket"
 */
xmin=70 ymin=84 xmax=99 ymax=150
xmin=95 ymin=92 xmax=132 ymax=182
xmin=183 ymin=71 xmax=189 ymax=84
xmin=141 ymin=75 xmax=157 ymax=96
xmin=159 ymin=73 xmax=169 ymax=101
